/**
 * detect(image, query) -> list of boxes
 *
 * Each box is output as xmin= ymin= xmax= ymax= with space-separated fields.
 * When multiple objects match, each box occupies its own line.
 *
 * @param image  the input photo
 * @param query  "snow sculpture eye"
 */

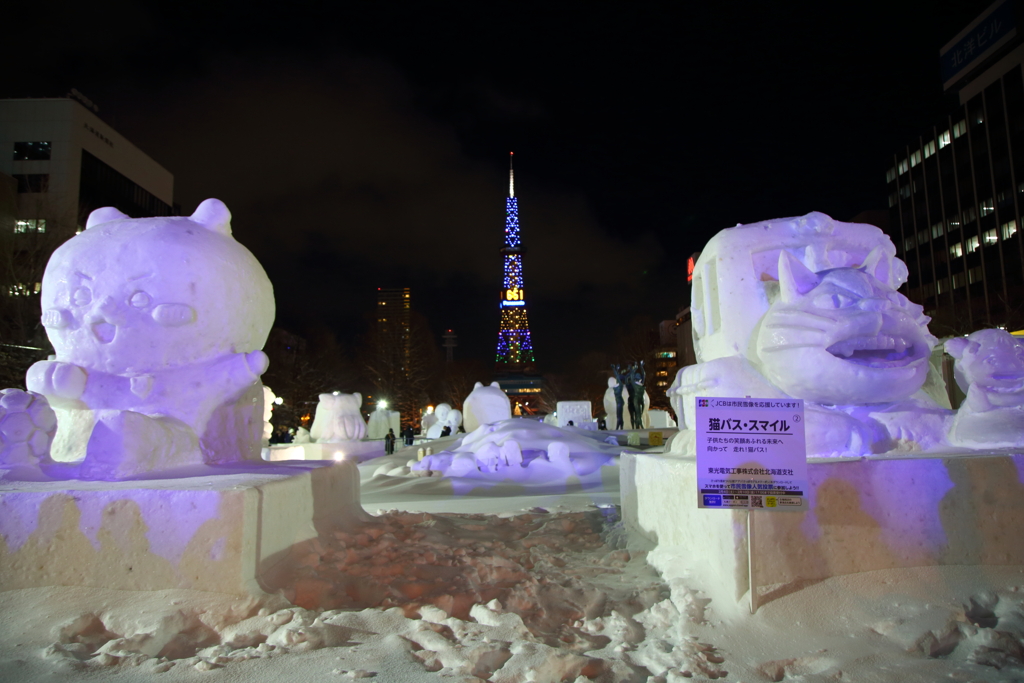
xmin=813 ymin=293 xmax=856 ymax=309
xmin=72 ymin=287 xmax=92 ymax=307
xmin=152 ymin=303 xmax=196 ymax=327
xmin=129 ymin=291 xmax=151 ymax=308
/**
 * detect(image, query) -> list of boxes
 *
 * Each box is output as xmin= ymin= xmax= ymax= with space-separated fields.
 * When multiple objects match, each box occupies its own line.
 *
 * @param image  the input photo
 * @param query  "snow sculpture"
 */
xmin=367 ymin=404 xmax=400 ymax=439
xmin=462 ymin=382 xmax=512 ymax=432
xmin=0 ymin=389 xmax=57 ymax=468
xmin=668 ymin=212 xmax=960 ymax=457
xmin=293 ymin=426 xmax=311 ymax=444
xmin=412 ymin=419 xmax=623 ymax=481
xmin=556 ymin=400 xmax=592 ymax=428
xmin=602 ymin=378 xmax=618 ymax=427
xmin=421 ymin=406 xmax=437 ymax=435
xmin=945 ymin=329 xmax=1024 ymax=447
xmin=26 ymin=199 xmax=274 ymax=478
xmin=309 ymin=393 xmax=366 ymax=442
xmin=262 ymin=386 xmax=276 ymax=446
xmin=425 ymin=403 xmax=461 ymax=438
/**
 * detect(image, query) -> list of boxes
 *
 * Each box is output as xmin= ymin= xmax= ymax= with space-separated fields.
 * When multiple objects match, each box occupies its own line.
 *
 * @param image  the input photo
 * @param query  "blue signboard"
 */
xmin=940 ymin=0 xmax=1017 ymax=89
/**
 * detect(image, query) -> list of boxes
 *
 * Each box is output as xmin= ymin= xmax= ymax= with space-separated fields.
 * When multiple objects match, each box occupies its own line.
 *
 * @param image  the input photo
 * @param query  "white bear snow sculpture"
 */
xmin=462 ymin=382 xmax=512 ymax=432
xmin=309 ymin=393 xmax=367 ymax=442
xmin=26 ymin=199 xmax=274 ymax=479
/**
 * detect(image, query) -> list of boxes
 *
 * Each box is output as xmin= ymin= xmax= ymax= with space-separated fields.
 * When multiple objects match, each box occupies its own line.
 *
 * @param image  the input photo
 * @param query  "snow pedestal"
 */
xmin=0 ymin=461 xmax=365 ymax=596
xmin=622 ymin=451 xmax=1024 ymax=604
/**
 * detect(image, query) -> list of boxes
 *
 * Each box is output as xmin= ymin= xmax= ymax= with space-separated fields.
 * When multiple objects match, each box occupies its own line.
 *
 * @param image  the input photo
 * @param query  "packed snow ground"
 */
xmin=4 ymin=435 xmax=1024 ymax=682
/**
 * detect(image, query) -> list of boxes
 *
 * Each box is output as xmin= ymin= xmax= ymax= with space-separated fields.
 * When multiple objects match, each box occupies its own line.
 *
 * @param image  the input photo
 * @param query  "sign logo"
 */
xmin=698 ymin=398 xmax=709 ymax=407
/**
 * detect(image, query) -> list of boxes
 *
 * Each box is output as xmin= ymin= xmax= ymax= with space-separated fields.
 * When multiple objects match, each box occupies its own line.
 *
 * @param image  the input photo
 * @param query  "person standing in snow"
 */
xmin=385 ymin=428 xmax=396 ymax=454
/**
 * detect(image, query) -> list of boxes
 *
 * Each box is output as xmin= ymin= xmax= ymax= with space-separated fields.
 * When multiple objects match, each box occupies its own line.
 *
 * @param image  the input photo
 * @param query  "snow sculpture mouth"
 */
xmin=91 ymin=322 xmax=116 ymax=344
xmin=826 ymin=334 xmax=922 ymax=368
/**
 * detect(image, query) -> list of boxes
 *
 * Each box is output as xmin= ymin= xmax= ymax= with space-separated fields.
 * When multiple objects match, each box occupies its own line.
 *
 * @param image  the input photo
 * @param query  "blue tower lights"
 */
xmin=495 ymin=152 xmax=536 ymax=367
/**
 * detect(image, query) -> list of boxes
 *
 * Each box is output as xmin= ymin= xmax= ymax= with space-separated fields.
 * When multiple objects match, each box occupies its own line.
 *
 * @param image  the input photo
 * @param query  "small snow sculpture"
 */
xmin=309 ymin=393 xmax=367 ymax=442
xmin=946 ymin=329 xmax=1024 ymax=447
xmin=462 ymin=382 xmax=511 ymax=432
xmin=421 ymin=406 xmax=437 ymax=435
xmin=0 ymin=389 xmax=57 ymax=467
xmin=367 ymin=404 xmax=400 ymax=440
xmin=602 ymin=378 xmax=618 ymax=428
xmin=293 ymin=426 xmax=311 ymax=444
xmin=423 ymin=404 xmax=462 ymax=438
xmin=556 ymin=401 xmax=592 ymax=428
xmin=26 ymin=199 xmax=274 ymax=478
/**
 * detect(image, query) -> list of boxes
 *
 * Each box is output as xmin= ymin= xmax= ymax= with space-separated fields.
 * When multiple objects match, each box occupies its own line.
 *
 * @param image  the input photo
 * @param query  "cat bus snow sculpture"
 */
xmin=25 ymin=199 xmax=275 ymax=478
xmin=667 ymin=211 xmax=1016 ymax=457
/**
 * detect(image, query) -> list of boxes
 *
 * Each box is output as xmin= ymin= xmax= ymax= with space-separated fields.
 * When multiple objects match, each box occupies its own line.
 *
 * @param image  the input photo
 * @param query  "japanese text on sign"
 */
xmin=695 ymin=397 xmax=808 ymax=511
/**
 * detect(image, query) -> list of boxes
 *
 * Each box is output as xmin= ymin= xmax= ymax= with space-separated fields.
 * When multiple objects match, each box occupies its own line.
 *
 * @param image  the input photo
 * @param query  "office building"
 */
xmin=886 ymin=0 xmax=1024 ymax=333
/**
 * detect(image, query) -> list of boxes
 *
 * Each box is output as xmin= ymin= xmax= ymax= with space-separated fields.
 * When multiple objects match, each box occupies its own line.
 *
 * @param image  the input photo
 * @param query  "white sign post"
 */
xmin=695 ymin=397 xmax=808 ymax=612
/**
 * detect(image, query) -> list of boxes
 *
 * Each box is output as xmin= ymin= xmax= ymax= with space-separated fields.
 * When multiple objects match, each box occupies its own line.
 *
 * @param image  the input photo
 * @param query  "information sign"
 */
xmin=695 ymin=397 xmax=807 ymax=511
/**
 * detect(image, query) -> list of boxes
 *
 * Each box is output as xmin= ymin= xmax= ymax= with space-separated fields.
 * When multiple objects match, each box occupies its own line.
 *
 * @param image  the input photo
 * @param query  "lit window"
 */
xmin=900 ymin=185 xmax=911 ymax=198
xmin=948 ymin=215 xmax=961 ymax=228
xmin=939 ymin=130 xmax=951 ymax=148
xmin=965 ymin=235 xmax=980 ymax=253
xmin=983 ymin=228 xmax=998 ymax=244
xmin=888 ymin=192 xmax=898 ymax=207
xmin=917 ymin=229 xmax=929 ymax=245
xmin=1002 ymin=220 xmax=1017 ymax=240
xmin=937 ymin=278 xmax=948 ymax=294
xmin=953 ymin=120 xmax=967 ymax=138
xmin=931 ymin=222 xmax=944 ymax=239
xmin=886 ymin=167 xmax=896 ymax=183
xmin=923 ymin=140 xmax=936 ymax=158
xmin=963 ymin=207 xmax=977 ymax=223
xmin=898 ymin=159 xmax=909 ymax=174
xmin=953 ymin=272 xmax=966 ymax=288
xmin=910 ymin=150 xmax=922 ymax=167
xmin=969 ymin=265 xmax=983 ymax=284
xmin=13 ymin=141 xmax=51 ymax=161
xmin=980 ymin=198 xmax=994 ymax=216
xmin=950 ymin=242 xmax=963 ymax=258
xmin=905 ymin=235 xmax=916 ymax=251
xmin=14 ymin=219 xmax=45 ymax=233
xmin=974 ymin=111 xmax=984 ymax=125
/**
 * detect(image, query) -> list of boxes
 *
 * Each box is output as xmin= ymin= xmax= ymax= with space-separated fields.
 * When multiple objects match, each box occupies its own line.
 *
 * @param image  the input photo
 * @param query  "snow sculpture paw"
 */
xmin=0 ymin=389 xmax=57 ymax=466
xmin=26 ymin=361 xmax=87 ymax=404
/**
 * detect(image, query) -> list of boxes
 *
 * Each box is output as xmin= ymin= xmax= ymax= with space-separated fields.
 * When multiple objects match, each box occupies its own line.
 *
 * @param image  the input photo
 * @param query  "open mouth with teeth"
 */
xmin=826 ymin=334 xmax=924 ymax=368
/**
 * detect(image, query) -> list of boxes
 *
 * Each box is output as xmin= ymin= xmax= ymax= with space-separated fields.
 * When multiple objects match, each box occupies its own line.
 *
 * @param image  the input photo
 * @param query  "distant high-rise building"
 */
xmin=886 ymin=0 xmax=1024 ymax=333
xmin=495 ymin=152 xmax=537 ymax=374
xmin=376 ymin=287 xmax=412 ymax=379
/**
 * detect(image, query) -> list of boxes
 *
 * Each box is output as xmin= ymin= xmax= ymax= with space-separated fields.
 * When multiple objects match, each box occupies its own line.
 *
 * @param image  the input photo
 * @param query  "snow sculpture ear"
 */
xmin=86 ymin=206 xmax=129 ymax=229
xmin=474 ymin=382 xmax=483 ymax=389
xmin=945 ymin=337 xmax=969 ymax=359
xmin=353 ymin=392 xmax=361 ymax=406
xmin=490 ymin=382 xmax=501 ymax=389
xmin=190 ymin=198 xmax=232 ymax=235
xmin=860 ymin=247 xmax=892 ymax=287
xmin=778 ymin=250 xmax=819 ymax=303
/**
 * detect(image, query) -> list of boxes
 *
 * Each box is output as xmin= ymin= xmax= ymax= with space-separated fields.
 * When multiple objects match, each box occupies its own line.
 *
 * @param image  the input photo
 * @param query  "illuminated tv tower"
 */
xmin=495 ymin=152 xmax=536 ymax=373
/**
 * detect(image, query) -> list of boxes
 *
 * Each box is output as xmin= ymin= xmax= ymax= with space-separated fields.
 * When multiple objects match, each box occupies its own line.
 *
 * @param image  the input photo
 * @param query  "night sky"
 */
xmin=5 ymin=1 xmax=996 ymax=371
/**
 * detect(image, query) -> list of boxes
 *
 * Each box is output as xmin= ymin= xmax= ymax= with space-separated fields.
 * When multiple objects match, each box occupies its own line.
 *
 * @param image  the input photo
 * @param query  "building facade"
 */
xmin=0 ymin=96 xmax=175 ymax=350
xmin=886 ymin=1 xmax=1024 ymax=334
xmin=376 ymin=287 xmax=412 ymax=380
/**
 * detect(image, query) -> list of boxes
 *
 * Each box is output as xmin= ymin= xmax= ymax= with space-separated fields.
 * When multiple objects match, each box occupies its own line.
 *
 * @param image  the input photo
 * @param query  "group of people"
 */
xmin=384 ymin=427 xmax=418 ymax=454
xmin=611 ymin=361 xmax=647 ymax=430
